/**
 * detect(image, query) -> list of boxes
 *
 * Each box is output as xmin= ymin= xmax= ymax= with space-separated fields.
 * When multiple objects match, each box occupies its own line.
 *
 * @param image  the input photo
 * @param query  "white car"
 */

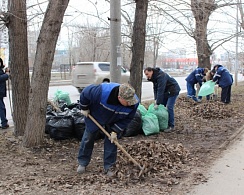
xmin=71 ymin=62 xmax=130 ymax=93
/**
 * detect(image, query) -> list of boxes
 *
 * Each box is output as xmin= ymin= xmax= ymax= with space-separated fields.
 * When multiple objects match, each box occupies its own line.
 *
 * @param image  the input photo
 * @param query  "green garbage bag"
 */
xmin=142 ymin=112 xmax=160 ymax=136
xmin=148 ymin=103 xmax=169 ymax=131
xmin=137 ymin=104 xmax=147 ymax=116
xmin=198 ymin=81 xmax=216 ymax=96
xmin=54 ymin=89 xmax=72 ymax=105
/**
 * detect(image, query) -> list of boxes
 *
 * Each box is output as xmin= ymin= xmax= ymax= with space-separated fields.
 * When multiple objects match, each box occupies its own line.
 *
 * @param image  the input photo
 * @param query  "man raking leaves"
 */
xmin=77 ymin=83 xmax=140 ymax=177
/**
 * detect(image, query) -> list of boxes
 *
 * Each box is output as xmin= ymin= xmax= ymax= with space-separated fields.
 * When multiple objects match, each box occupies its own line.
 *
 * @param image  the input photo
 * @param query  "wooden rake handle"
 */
xmin=88 ymin=114 xmax=143 ymax=170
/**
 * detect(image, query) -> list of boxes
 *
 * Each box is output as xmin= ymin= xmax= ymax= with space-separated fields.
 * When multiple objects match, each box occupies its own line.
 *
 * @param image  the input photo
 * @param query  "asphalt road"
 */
xmin=5 ymin=74 xmax=244 ymax=126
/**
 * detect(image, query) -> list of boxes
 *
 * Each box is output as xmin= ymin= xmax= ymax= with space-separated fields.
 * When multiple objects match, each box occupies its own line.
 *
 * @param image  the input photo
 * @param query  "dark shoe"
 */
xmin=164 ymin=127 xmax=174 ymax=133
xmin=104 ymin=167 xmax=115 ymax=177
xmin=2 ymin=124 xmax=9 ymax=129
xmin=195 ymin=99 xmax=201 ymax=103
xmin=77 ymin=165 xmax=86 ymax=174
xmin=192 ymin=96 xmax=201 ymax=103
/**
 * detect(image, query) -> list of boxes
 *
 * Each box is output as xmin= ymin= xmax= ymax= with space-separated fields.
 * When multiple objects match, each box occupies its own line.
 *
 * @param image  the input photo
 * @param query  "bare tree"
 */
xmin=191 ymin=0 xmax=217 ymax=68
xmin=238 ymin=0 xmax=244 ymax=29
xmin=7 ymin=0 xmax=30 ymax=136
xmin=23 ymin=0 xmax=69 ymax=147
xmin=150 ymin=0 xmax=238 ymax=68
xmin=75 ymin=26 xmax=110 ymax=61
xmin=130 ymin=0 xmax=148 ymax=100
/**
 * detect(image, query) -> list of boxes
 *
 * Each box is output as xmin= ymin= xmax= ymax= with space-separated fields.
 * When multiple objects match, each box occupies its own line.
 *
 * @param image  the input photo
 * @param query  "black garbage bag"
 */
xmin=45 ymin=114 xmax=55 ymax=134
xmin=71 ymin=108 xmax=86 ymax=140
xmin=67 ymin=102 xmax=80 ymax=110
xmin=123 ymin=110 xmax=143 ymax=137
xmin=71 ymin=108 xmax=105 ymax=141
xmin=45 ymin=108 xmax=58 ymax=134
xmin=48 ymin=115 xmax=74 ymax=140
xmin=57 ymin=100 xmax=68 ymax=112
xmin=46 ymin=104 xmax=53 ymax=113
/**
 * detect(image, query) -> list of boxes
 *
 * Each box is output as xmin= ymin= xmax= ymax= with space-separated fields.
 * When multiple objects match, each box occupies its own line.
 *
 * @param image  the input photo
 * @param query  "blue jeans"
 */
xmin=0 ymin=97 xmax=8 ymax=127
xmin=162 ymin=94 xmax=178 ymax=128
xmin=78 ymin=127 xmax=120 ymax=170
xmin=186 ymin=82 xmax=198 ymax=101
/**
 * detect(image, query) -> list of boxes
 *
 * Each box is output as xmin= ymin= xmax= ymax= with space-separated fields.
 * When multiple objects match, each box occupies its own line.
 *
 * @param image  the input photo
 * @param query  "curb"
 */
xmin=49 ymin=80 xmax=71 ymax=86
xmin=219 ymin=124 xmax=244 ymax=150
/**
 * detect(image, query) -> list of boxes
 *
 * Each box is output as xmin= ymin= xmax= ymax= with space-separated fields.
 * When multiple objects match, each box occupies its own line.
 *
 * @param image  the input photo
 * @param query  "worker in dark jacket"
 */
xmin=0 ymin=58 xmax=10 ymax=129
xmin=77 ymin=82 xmax=139 ymax=176
xmin=144 ymin=67 xmax=181 ymax=133
xmin=212 ymin=64 xmax=233 ymax=104
xmin=185 ymin=67 xmax=209 ymax=102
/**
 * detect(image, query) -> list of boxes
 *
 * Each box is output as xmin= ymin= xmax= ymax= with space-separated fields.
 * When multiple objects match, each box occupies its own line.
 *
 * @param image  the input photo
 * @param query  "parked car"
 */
xmin=71 ymin=62 xmax=130 ymax=93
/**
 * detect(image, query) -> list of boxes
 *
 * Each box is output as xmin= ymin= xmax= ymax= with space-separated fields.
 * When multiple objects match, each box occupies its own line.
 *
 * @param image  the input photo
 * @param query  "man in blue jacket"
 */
xmin=144 ymin=67 xmax=181 ymax=133
xmin=77 ymin=82 xmax=139 ymax=176
xmin=0 ymin=58 xmax=10 ymax=129
xmin=212 ymin=64 xmax=233 ymax=104
xmin=185 ymin=67 xmax=209 ymax=102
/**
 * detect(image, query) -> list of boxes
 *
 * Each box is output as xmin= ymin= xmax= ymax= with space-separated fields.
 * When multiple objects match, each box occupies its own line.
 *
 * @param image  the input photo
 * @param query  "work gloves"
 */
xmin=110 ymin=132 xmax=117 ymax=143
xmin=154 ymin=100 xmax=158 ymax=110
xmin=81 ymin=109 xmax=90 ymax=117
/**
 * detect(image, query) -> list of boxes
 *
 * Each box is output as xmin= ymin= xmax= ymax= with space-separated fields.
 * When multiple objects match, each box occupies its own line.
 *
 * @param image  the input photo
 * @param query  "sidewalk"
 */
xmin=188 ymin=125 xmax=244 ymax=195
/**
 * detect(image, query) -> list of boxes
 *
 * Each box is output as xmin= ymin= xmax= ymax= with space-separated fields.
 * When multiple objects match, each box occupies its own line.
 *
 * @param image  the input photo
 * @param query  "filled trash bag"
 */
xmin=45 ymin=103 xmax=58 ymax=134
xmin=198 ymin=81 xmax=216 ymax=96
xmin=123 ymin=110 xmax=143 ymax=137
xmin=148 ymin=103 xmax=168 ymax=131
xmin=54 ymin=89 xmax=72 ymax=105
xmin=67 ymin=102 xmax=80 ymax=110
xmin=137 ymin=104 xmax=147 ymax=116
xmin=70 ymin=108 xmax=104 ymax=141
xmin=71 ymin=108 xmax=86 ymax=140
xmin=45 ymin=112 xmax=57 ymax=134
xmin=142 ymin=112 xmax=160 ymax=136
xmin=48 ymin=115 xmax=74 ymax=140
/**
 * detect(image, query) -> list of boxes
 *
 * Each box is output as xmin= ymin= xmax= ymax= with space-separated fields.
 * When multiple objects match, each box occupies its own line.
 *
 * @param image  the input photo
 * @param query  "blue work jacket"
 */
xmin=185 ymin=67 xmax=205 ymax=86
xmin=148 ymin=68 xmax=181 ymax=105
xmin=0 ymin=69 xmax=9 ymax=97
xmin=79 ymin=82 xmax=139 ymax=133
xmin=213 ymin=65 xmax=233 ymax=88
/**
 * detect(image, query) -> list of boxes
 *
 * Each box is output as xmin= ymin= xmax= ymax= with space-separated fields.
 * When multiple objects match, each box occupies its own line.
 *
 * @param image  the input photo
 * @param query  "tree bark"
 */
xmin=23 ymin=0 xmax=69 ymax=147
xmin=7 ymin=0 xmax=30 ymax=136
xmin=191 ymin=0 xmax=217 ymax=69
xmin=130 ymin=0 xmax=148 ymax=100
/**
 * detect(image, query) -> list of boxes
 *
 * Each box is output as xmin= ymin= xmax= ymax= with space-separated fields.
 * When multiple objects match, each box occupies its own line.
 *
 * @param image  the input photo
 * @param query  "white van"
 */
xmin=71 ymin=62 xmax=130 ymax=93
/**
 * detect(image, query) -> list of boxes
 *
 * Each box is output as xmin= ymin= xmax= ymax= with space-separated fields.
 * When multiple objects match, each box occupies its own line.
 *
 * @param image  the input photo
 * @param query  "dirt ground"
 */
xmin=1 ymin=82 xmax=244 ymax=195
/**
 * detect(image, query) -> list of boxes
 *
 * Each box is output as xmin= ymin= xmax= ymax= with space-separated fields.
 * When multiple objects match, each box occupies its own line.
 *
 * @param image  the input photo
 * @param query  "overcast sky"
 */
xmin=27 ymin=0 xmax=240 ymax=59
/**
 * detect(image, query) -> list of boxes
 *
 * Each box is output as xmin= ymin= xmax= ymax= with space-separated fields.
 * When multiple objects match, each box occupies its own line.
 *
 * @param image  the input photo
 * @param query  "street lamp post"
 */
xmin=235 ymin=1 xmax=239 ymax=86
xmin=110 ymin=0 xmax=121 ymax=83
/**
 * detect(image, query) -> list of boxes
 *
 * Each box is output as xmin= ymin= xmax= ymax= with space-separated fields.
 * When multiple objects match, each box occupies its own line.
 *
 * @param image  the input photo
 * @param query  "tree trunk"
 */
xmin=191 ymin=0 xmax=217 ymax=69
xmin=130 ymin=0 xmax=148 ymax=100
xmin=7 ymin=0 xmax=30 ymax=136
xmin=23 ymin=0 xmax=69 ymax=147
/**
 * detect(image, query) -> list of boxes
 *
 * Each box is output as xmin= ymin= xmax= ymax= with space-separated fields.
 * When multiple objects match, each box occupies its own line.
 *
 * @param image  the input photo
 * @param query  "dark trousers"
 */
xmin=221 ymin=85 xmax=232 ymax=103
xmin=0 ymin=97 xmax=8 ymax=127
xmin=77 ymin=127 xmax=121 ymax=170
